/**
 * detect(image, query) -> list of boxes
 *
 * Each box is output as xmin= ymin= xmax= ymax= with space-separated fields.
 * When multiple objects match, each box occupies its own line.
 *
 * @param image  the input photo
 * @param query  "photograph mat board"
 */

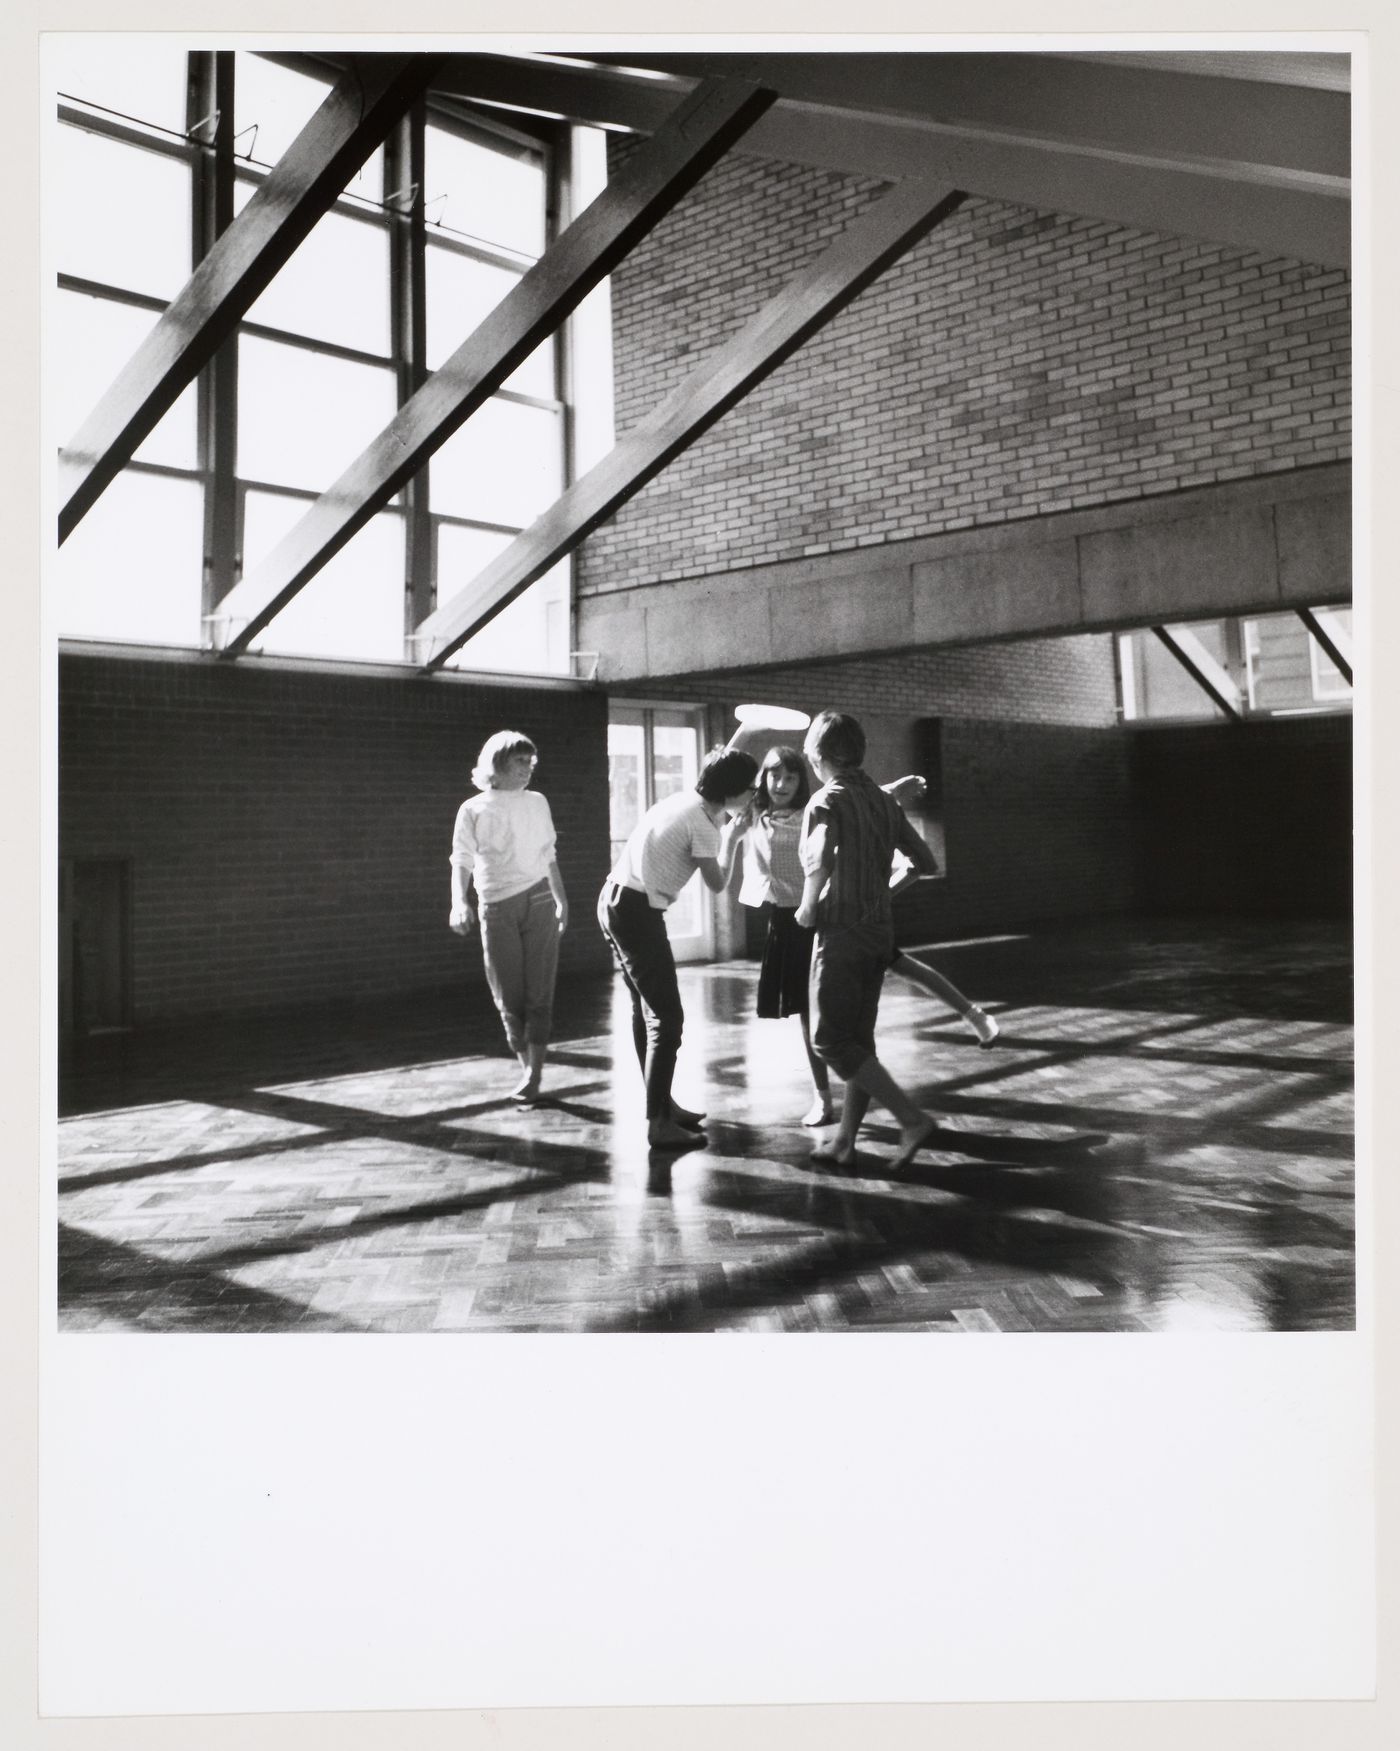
xmin=20 ymin=3 xmax=1386 ymax=1734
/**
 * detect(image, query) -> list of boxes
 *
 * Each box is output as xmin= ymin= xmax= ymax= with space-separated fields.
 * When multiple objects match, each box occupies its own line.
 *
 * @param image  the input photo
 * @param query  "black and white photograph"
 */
xmin=50 ymin=39 xmax=1356 ymax=1338
xmin=26 ymin=12 xmax=1387 ymax=1734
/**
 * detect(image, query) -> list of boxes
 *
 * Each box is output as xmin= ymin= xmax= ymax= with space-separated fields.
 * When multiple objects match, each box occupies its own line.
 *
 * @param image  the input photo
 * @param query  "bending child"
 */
xmin=598 ymin=747 xmax=759 ymax=1150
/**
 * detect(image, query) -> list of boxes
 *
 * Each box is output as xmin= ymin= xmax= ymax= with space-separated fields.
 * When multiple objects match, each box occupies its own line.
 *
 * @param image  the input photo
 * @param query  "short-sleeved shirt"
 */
xmin=609 ymin=790 xmax=721 ymax=910
xmin=450 ymin=788 xmax=557 ymax=903
xmin=738 ymin=809 xmax=805 ymax=909
xmin=801 ymin=767 xmax=928 ymax=930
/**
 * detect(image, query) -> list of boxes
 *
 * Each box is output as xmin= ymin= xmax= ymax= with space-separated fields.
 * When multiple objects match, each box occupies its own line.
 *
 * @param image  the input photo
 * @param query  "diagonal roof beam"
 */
xmin=436 ymin=53 xmax=1347 ymax=266
xmin=414 ymin=178 xmax=968 ymax=672
xmin=216 ymin=75 xmax=774 ymax=660
xmin=57 ymin=54 xmax=444 ymax=543
xmin=1297 ymin=606 xmax=1353 ymax=687
xmin=1151 ymin=625 xmax=1244 ymax=721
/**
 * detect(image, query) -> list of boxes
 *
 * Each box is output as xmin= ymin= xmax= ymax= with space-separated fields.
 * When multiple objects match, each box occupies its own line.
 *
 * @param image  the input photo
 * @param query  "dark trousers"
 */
xmin=810 ymin=919 xmax=895 ymax=1081
xmin=597 ymin=882 xmax=683 ymax=1121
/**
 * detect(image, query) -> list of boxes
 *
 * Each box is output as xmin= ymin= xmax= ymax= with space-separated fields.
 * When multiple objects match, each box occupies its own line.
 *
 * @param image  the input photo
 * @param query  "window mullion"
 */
xmin=551 ymin=123 xmax=576 ymax=669
xmin=390 ymin=104 xmax=435 ymax=643
xmin=195 ymin=50 xmax=239 ymax=623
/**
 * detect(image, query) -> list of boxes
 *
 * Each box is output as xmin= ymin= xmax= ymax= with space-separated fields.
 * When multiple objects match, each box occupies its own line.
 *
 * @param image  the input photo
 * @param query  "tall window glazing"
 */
xmin=51 ymin=43 xmax=575 ymax=674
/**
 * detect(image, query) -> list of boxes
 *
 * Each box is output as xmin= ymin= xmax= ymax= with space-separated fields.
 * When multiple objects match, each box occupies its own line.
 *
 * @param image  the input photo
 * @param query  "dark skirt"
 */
xmin=755 ymin=903 xmax=815 ymax=1019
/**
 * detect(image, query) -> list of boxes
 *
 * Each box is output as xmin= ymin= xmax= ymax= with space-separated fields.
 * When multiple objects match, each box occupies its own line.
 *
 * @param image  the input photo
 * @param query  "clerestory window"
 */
xmin=51 ymin=42 xmax=587 ymax=676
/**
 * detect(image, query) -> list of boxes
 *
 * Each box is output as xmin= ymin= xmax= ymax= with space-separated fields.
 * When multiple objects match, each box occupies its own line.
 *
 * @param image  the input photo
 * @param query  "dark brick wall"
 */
xmin=622 ymin=639 xmax=1351 ymax=933
xmin=622 ymin=634 xmax=1137 ymax=939
xmin=1129 ymin=715 xmax=1353 ymax=917
xmin=57 ymin=646 xmax=1349 ymax=1034
xmin=578 ymin=150 xmax=1349 ymax=597
xmin=623 ymin=632 xmax=1122 ymax=730
xmin=898 ymin=717 xmax=1138 ymax=941
xmin=59 ymin=650 xmax=614 ymax=1023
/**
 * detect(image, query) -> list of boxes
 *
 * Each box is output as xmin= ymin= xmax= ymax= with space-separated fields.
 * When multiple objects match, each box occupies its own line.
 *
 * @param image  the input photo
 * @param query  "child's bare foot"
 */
xmin=648 ymin=1117 xmax=701 ymax=1150
xmin=890 ymin=1115 xmax=938 ymax=1171
xmin=967 ymin=1006 xmax=1000 ymax=1048
xmin=810 ymin=1135 xmax=857 ymax=1168
xmin=801 ymin=1097 xmax=836 ymax=1127
xmin=510 ymin=1076 xmax=542 ymax=1104
xmin=669 ymin=1101 xmax=706 ymax=1130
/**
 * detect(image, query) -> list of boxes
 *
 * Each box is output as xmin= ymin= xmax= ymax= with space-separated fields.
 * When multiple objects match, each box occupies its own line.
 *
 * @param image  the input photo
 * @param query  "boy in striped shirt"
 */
xmin=796 ymin=710 xmax=941 ymax=1170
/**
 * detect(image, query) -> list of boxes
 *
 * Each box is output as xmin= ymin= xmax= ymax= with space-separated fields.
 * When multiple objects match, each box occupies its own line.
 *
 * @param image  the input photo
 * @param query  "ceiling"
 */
xmin=435 ymin=47 xmax=1349 ymax=268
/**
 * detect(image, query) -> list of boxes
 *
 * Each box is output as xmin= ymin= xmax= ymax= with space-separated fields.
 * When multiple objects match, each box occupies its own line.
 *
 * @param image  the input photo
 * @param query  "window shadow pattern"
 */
xmin=56 ymin=919 xmax=1355 ymax=1334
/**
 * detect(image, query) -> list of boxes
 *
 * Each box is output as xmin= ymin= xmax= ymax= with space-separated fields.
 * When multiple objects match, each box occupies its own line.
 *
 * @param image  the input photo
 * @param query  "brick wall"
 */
xmin=623 ymin=633 xmax=1136 ymax=942
xmin=623 ymin=638 xmax=1350 ymax=935
xmin=57 ymin=645 xmax=1347 ymax=1034
xmin=919 ymin=718 xmax=1137 ymax=938
xmin=622 ymin=632 xmax=1122 ymax=730
xmin=1129 ymin=715 xmax=1352 ymax=917
xmin=59 ymin=650 xmax=614 ymax=1024
xmin=578 ymin=149 xmax=1349 ymax=596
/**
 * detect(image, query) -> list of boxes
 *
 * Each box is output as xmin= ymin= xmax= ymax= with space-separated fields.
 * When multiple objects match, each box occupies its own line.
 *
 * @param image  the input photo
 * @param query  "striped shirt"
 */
xmin=738 ymin=809 xmax=805 ymax=909
xmin=801 ymin=767 xmax=932 ymax=929
xmin=609 ymin=790 xmax=722 ymax=910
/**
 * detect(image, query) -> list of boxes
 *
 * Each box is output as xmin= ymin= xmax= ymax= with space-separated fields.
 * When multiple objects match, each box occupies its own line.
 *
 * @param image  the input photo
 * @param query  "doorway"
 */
xmin=59 ymin=858 xmax=132 ymax=1042
xmin=607 ymin=703 xmax=713 ymax=962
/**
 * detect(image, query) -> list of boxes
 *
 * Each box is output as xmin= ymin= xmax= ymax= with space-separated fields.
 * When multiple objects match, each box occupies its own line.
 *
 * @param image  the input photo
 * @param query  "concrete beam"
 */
xmin=586 ymin=51 xmax=1348 ymax=180
xmin=1277 ymin=491 xmax=1354 ymax=605
xmin=439 ymin=52 xmax=1349 ymax=266
xmin=1077 ymin=505 xmax=1279 ymax=624
xmin=577 ymin=463 xmax=1350 ymax=680
xmin=912 ymin=538 xmax=1081 ymax=645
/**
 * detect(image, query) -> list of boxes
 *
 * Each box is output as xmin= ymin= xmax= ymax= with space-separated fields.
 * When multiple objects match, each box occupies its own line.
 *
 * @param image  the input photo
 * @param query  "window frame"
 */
xmin=54 ymin=47 xmax=573 ymax=672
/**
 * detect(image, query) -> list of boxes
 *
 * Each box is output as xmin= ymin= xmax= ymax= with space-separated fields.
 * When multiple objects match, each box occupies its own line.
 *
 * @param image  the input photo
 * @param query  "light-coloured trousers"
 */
xmin=479 ymin=878 xmax=560 ymax=1053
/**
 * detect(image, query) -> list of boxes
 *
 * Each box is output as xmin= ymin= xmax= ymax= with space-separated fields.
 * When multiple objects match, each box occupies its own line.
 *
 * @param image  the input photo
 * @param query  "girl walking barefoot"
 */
xmin=449 ymin=731 xmax=569 ymax=1103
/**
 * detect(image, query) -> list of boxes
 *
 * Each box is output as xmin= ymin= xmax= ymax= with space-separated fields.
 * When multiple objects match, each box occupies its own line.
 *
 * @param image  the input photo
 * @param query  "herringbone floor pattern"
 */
xmin=56 ymin=919 xmax=1355 ymax=1333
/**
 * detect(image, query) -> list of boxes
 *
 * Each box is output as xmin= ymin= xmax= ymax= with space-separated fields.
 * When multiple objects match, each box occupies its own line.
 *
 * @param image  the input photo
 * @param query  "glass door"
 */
xmin=607 ymin=703 xmax=713 ymax=962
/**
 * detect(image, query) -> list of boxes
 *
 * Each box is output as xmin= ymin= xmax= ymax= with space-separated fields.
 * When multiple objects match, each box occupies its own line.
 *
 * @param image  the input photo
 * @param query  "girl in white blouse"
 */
xmin=449 ymin=731 xmax=569 ymax=1103
xmin=734 ymin=746 xmax=835 ymax=1125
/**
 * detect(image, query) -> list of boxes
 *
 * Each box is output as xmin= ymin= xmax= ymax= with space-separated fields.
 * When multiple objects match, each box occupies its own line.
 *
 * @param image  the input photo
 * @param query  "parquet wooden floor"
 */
xmin=56 ymin=918 xmax=1355 ymax=1333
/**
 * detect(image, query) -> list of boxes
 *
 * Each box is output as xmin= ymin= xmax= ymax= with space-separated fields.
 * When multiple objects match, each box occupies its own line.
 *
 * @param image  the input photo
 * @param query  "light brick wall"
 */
xmin=578 ymin=149 xmax=1349 ymax=596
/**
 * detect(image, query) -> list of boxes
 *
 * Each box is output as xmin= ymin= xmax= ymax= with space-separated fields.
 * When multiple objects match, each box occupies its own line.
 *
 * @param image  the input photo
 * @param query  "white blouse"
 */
xmin=738 ymin=809 xmax=805 ymax=909
xmin=450 ymin=789 xmax=557 ymax=903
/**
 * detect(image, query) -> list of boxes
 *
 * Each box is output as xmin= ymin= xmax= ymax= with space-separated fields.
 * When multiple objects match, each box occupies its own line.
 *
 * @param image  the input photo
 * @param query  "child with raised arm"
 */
xmin=795 ymin=711 xmax=941 ymax=1170
xmin=732 ymin=745 xmax=834 ymax=1126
